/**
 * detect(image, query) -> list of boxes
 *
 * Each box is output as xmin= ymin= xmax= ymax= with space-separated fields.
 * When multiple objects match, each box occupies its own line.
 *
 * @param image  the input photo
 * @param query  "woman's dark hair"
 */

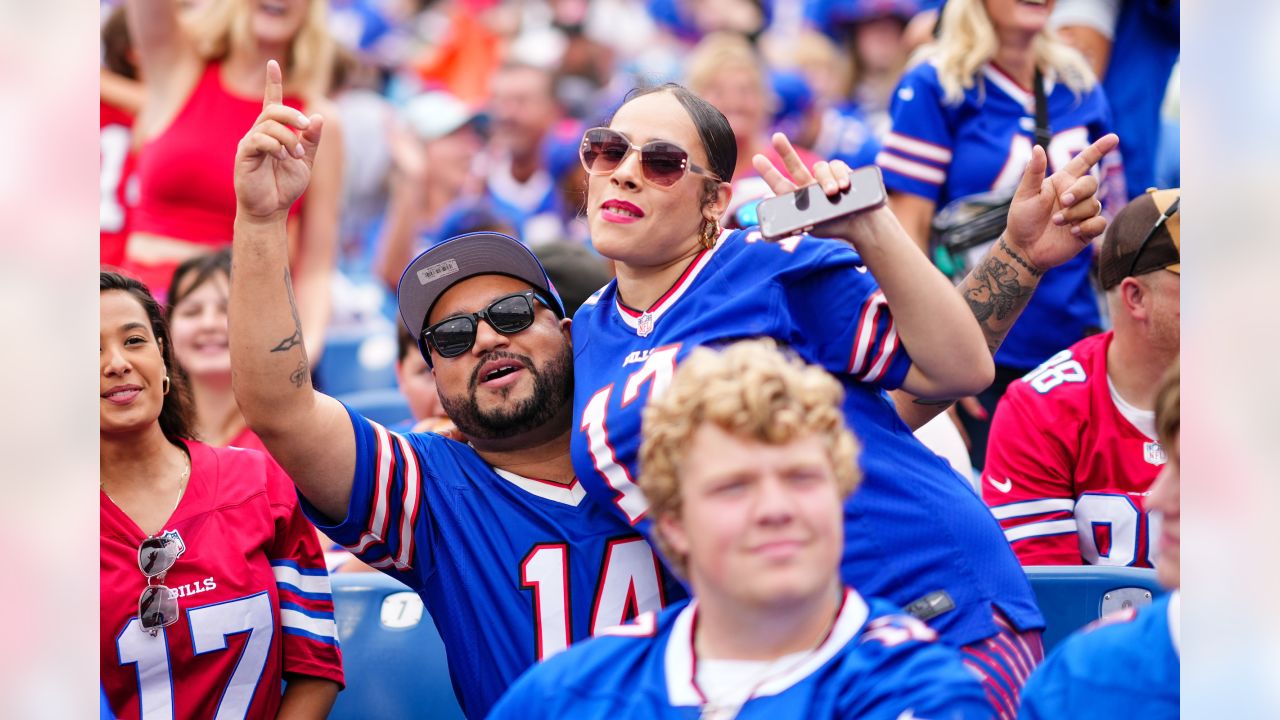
xmin=101 ymin=271 xmax=195 ymax=444
xmin=102 ymin=6 xmax=138 ymax=80
xmin=612 ymin=83 xmax=738 ymax=193
xmin=167 ymin=248 xmax=232 ymax=316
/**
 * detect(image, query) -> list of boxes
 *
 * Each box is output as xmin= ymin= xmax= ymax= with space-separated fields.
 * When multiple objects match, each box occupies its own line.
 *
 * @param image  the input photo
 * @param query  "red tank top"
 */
xmin=131 ymin=62 xmax=305 ymax=246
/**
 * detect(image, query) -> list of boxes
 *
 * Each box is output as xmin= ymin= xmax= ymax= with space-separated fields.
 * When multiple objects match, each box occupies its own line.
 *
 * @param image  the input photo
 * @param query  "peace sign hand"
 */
xmin=1004 ymin=133 xmax=1119 ymax=272
xmin=234 ymin=60 xmax=324 ymax=222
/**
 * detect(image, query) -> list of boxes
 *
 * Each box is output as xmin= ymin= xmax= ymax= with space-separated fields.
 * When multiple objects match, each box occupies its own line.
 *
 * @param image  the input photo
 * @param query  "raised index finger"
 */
xmin=263 ymin=59 xmax=284 ymax=109
xmin=1061 ymin=133 xmax=1119 ymax=179
xmin=770 ymin=132 xmax=815 ymax=186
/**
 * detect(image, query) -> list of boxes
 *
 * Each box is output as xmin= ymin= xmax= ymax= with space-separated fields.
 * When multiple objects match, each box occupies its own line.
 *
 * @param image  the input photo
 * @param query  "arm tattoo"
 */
xmin=997 ymin=236 xmax=1043 ymax=277
xmin=912 ymin=397 xmax=955 ymax=407
xmin=962 ymin=256 xmax=1035 ymax=326
xmin=269 ymin=269 xmax=311 ymax=388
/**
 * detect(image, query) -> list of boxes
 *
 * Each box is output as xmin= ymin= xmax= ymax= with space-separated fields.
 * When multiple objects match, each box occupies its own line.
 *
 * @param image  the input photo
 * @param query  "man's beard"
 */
xmin=439 ymin=342 xmax=574 ymax=441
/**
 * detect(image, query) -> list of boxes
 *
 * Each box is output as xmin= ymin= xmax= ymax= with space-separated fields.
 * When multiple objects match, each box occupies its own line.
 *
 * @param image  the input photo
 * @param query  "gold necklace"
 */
xmin=101 ymin=450 xmax=192 ymax=518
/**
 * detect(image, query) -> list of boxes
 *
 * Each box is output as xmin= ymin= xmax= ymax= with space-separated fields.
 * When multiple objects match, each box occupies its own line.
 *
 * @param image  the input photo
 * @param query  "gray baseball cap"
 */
xmin=396 ymin=232 xmax=567 ymax=342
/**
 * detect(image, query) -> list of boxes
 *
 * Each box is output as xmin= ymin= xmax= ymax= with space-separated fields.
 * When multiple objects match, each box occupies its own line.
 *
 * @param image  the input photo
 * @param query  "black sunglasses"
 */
xmin=1125 ymin=196 xmax=1180 ymax=279
xmin=419 ymin=291 xmax=548 ymax=365
xmin=137 ymin=535 xmax=180 ymax=635
xmin=579 ymin=127 xmax=722 ymax=188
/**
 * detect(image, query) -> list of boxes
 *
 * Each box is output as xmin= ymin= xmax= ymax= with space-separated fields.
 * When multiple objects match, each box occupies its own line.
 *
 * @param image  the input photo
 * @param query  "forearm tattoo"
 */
xmin=962 ymin=255 xmax=1035 ymax=330
xmin=269 ymin=268 xmax=311 ymax=389
xmin=997 ymin=236 xmax=1042 ymax=277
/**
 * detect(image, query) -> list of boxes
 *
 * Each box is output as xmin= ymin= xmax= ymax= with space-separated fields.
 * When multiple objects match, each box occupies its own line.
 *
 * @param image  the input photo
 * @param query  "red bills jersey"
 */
xmin=982 ymin=331 xmax=1166 ymax=567
xmin=101 ymin=98 xmax=134 ymax=268
xmin=101 ymin=441 xmax=343 ymax=720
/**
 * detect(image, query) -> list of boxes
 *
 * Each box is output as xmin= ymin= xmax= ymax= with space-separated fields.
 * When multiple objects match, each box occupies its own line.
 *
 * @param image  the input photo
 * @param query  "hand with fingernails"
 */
xmin=752 ymin=132 xmax=864 ymax=241
xmin=233 ymin=59 xmax=325 ymax=223
xmin=1003 ymin=133 xmax=1119 ymax=273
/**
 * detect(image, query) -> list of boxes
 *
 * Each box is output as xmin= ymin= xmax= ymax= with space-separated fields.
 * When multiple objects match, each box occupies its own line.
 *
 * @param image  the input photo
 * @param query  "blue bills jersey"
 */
xmin=490 ymin=588 xmax=992 ymax=720
xmin=300 ymin=404 xmax=683 ymax=718
xmin=1020 ymin=592 xmax=1179 ymax=718
xmin=877 ymin=60 xmax=1126 ymax=369
xmin=570 ymin=228 xmax=1043 ymax=647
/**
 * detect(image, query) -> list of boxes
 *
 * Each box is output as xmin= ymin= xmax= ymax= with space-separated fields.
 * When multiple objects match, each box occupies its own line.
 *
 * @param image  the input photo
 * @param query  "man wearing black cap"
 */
xmin=981 ymin=188 xmax=1181 ymax=568
xmin=228 ymin=64 xmax=678 ymax=719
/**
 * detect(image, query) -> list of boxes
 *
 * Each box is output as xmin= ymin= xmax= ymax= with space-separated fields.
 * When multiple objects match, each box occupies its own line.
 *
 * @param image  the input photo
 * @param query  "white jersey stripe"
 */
xmin=883 ymin=132 xmax=953 ymax=164
xmin=281 ymin=608 xmax=339 ymax=640
xmin=272 ymin=564 xmax=333 ymax=596
xmin=876 ymin=151 xmax=946 ymax=185
xmin=861 ymin=316 xmax=899 ymax=384
xmin=351 ymin=421 xmax=394 ymax=555
xmin=614 ymin=227 xmax=726 ymax=332
xmin=990 ymin=498 xmax=1075 ymax=520
xmin=392 ymin=431 xmax=421 ymax=571
xmin=1004 ymin=519 xmax=1078 ymax=543
xmin=849 ymin=291 xmax=887 ymax=375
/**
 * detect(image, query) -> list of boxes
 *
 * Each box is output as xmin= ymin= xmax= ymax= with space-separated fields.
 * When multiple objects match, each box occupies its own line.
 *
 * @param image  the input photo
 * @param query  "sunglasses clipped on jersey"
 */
xmin=135 ymin=535 xmax=182 ymax=635
xmin=419 ymin=290 xmax=559 ymax=367
xmin=579 ymin=127 xmax=724 ymax=187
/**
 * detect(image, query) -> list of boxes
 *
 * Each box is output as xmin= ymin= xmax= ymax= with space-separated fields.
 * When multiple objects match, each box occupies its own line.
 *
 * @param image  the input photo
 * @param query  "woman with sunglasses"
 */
xmin=100 ymin=272 xmax=343 ymax=719
xmin=567 ymin=83 xmax=1115 ymax=718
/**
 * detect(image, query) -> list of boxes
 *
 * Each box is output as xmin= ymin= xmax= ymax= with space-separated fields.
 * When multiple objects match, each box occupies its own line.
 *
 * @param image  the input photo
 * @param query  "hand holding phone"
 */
xmin=756 ymin=165 xmax=887 ymax=241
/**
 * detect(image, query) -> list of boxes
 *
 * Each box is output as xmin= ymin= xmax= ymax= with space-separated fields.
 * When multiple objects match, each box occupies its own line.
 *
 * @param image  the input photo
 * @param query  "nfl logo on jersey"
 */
xmin=160 ymin=528 xmax=187 ymax=556
xmin=1143 ymin=442 xmax=1167 ymax=466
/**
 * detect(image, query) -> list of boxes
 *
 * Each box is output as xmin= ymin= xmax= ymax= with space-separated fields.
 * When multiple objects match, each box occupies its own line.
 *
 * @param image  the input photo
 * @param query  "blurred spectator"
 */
xmin=983 ymin=189 xmax=1180 ymax=567
xmin=122 ymin=0 xmax=342 ymax=359
xmin=412 ymin=2 xmax=505 ymax=104
xmin=482 ymin=62 xmax=563 ymax=241
xmin=101 ymin=6 xmax=143 ymax=270
xmin=810 ymin=0 xmax=919 ymax=138
xmin=768 ymin=30 xmax=881 ymax=172
xmin=330 ymin=46 xmax=395 ymax=278
xmin=648 ymin=0 xmax=770 ymax=43
xmin=374 ymin=89 xmax=485 ymax=290
xmin=879 ymin=0 xmax=1124 ymax=467
xmin=530 ymin=239 xmax=613 ymax=316
xmin=685 ymin=32 xmax=820 ymax=217
xmin=523 ymin=118 xmax=592 ymax=245
xmin=546 ymin=1 xmax=617 ymax=120
xmin=393 ymin=322 xmax=451 ymax=434
xmin=1019 ymin=358 xmax=1180 ymax=718
xmin=1052 ymin=0 xmax=1179 ymax=197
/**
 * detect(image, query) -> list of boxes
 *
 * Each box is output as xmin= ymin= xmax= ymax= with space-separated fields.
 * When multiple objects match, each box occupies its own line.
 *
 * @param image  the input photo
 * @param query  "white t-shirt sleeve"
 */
xmin=1049 ymin=0 xmax=1121 ymax=39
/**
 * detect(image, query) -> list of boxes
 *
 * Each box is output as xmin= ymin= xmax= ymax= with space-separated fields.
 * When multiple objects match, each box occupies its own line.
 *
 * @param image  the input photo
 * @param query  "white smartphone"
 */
xmin=756 ymin=165 xmax=887 ymax=241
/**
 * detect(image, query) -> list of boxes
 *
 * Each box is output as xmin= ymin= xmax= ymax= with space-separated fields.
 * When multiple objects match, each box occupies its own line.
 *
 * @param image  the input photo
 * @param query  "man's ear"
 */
xmin=1120 ymin=276 xmax=1149 ymax=321
xmin=559 ymin=316 xmax=573 ymax=341
xmin=657 ymin=510 xmax=690 ymax=558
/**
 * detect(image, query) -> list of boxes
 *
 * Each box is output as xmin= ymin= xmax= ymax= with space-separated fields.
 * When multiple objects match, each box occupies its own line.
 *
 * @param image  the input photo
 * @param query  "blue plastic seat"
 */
xmin=314 ymin=328 xmax=398 ymax=396
xmin=329 ymin=573 xmax=465 ymax=720
xmin=1024 ymin=565 xmax=1168 ymax=653
xmin=338 ymin=388 xmax=413 ymax=428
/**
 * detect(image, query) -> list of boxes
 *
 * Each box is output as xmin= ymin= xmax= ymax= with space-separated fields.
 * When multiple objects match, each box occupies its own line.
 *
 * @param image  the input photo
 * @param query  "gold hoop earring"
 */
xmin=700 ymin=218 xmax=719 ymax=249
xmin=162 ymin=376 xmax=171 ymax=396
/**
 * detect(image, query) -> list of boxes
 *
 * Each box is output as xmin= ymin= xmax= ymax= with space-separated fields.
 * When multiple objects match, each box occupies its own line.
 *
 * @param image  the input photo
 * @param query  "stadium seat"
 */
xmin=338 ymin=388 xmax=413 ymax=427
xmin=314 ymin=327 xmax=398 ymax=396
xmin=1024 ymin=565 xmax=1168 ymax=653
xmin=329 ymin=573 xmax=465 ymax=720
